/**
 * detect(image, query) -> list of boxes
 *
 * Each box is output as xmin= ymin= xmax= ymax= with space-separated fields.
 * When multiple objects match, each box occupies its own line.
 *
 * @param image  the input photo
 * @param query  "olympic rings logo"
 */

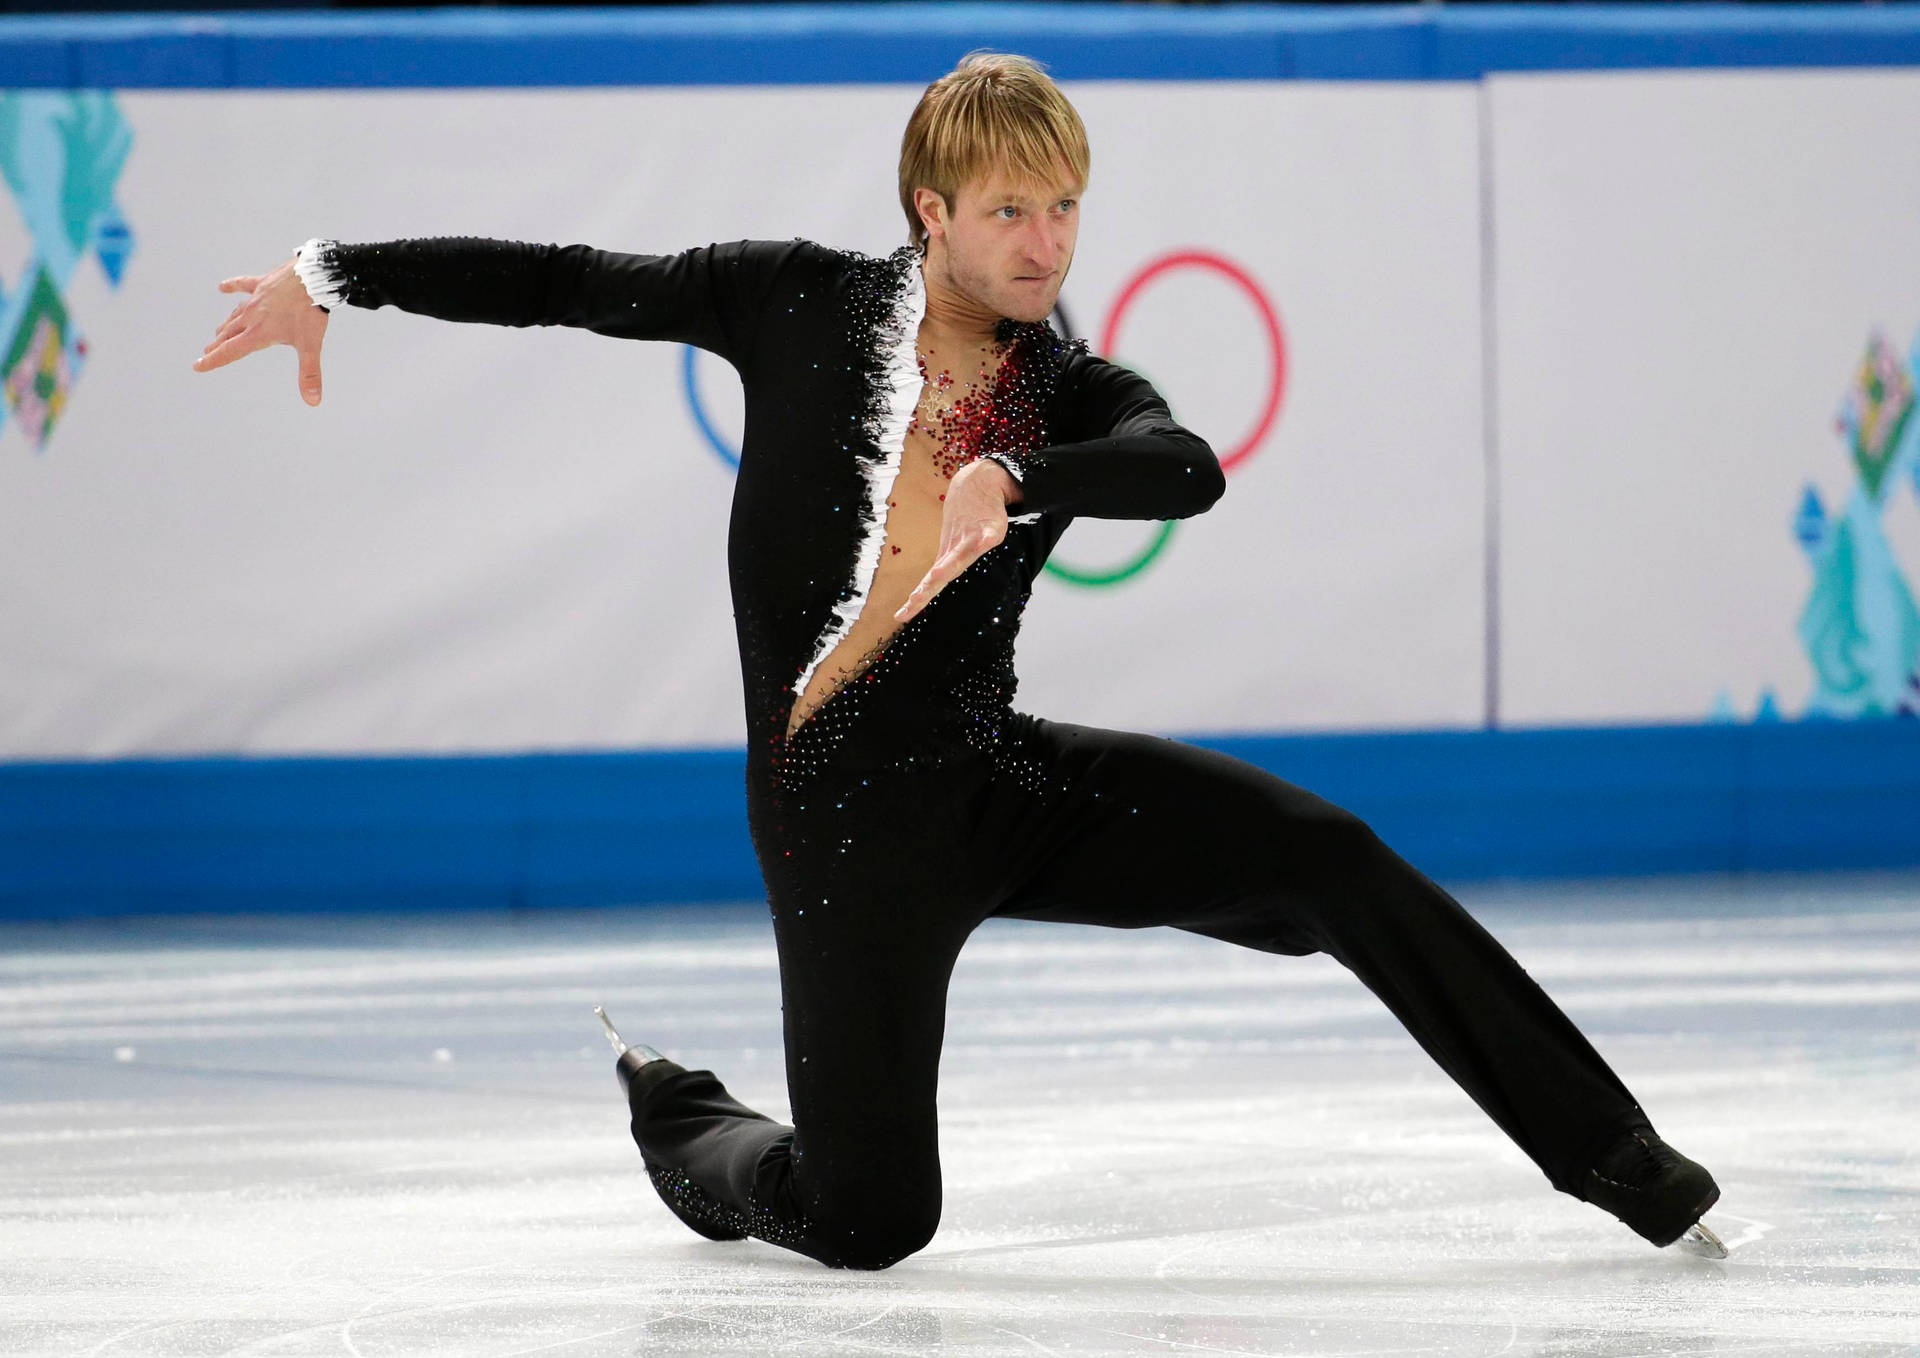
xmin=681 ymin=247 xmax=1286 ymax=587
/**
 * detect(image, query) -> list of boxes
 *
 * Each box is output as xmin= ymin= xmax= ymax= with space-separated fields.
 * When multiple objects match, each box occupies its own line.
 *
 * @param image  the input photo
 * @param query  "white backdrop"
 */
xmin=1489 ymin=68 xmax=1920 ymax=726
xmin=0 ymin=82 xmax=1488 ymax=758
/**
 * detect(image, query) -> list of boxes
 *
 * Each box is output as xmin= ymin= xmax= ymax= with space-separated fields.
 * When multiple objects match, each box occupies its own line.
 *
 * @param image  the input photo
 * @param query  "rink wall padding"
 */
xmin=5 ymin=5 xmax=1920 ymax=88
xmin=0 ymin=747 xmax=756 ymax=918
xmin=5 ymin=720 xmax=1919 ymax=919
xmin=6 ymin=4 xmax=1920 ymax=915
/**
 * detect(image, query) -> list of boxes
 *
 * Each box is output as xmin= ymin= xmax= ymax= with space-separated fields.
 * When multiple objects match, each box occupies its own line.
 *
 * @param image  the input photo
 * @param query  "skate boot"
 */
xmin=1584 ymin=1125 xmax=1725 ymax=1255
xmin=594 ymin=1006 xmax=747 ymax=1243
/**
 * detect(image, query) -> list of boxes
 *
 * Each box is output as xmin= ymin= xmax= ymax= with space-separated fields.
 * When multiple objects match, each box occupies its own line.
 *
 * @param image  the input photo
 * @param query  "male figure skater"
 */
xmin=193 ymin=52 xmax=1723 ymax=1270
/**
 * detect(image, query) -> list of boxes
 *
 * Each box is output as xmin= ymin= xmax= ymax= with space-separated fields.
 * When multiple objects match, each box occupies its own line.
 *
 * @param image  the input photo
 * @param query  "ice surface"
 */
xmin=1 ymin=873 xmax=1917 ymax=1356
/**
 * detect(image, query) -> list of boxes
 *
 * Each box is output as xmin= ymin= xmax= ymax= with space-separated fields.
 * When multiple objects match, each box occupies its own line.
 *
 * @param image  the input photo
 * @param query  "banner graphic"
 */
xmin=1488 ymin=68 xmax=1920 ymax=728
xmin=0 ymin=91 xmax=136 ymax=451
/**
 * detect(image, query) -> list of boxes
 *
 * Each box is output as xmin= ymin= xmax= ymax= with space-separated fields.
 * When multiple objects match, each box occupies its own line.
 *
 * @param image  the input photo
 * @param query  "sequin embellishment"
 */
xmin=647 ymin=1162 xmax=809 ymax=1248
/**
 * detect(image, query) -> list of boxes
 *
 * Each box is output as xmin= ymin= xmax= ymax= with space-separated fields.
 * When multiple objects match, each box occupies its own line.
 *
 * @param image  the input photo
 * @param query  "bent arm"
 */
xmin=293 ymin=235 xmax=804 ymax=367
xmin=983 ymin=356 xmax=1225 ymax=520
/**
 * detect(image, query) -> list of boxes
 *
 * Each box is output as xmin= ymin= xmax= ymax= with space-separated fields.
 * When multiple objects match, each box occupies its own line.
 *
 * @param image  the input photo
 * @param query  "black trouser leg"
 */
xmin=629 ymin=712 xmax=1656 ymax=1267
xmin=985 ymin=718 xmax=1651 ymax=1196
xmin=628 ymin=765 xmax=975 ymax=1269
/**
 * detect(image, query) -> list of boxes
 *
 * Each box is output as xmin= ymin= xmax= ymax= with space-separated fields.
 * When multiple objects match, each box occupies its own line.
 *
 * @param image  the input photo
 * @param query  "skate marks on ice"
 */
xmin=1697 ymin=1209 xmax=1773 ymax=1254
xmin=0 ymin=876 xmax=1917 ymax=1355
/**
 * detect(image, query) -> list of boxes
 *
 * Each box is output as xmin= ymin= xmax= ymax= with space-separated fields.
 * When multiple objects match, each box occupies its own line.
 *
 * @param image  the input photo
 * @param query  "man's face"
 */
xmin=931 ymin=166 xmax=1082 ymax=324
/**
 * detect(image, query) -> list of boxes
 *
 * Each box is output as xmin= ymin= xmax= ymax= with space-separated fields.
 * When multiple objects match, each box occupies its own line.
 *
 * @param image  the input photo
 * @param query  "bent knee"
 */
xmin=1327 ymin=808 xmax=1395 ymax=872
xmin=814 ymin=1199 xmax=940 ymax=1271
xmin=1263 ymin=801 xmax=1393 ymax=880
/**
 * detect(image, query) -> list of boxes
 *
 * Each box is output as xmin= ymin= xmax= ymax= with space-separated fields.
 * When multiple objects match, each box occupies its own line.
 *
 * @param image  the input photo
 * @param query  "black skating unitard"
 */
xmin=295 ymin=234 xmax=1658 ymax=1270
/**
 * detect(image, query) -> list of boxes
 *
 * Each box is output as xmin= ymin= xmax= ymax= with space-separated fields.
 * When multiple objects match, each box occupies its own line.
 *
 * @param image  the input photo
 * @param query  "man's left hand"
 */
xmin=894 ymin=458 xmax=1021 ymax=624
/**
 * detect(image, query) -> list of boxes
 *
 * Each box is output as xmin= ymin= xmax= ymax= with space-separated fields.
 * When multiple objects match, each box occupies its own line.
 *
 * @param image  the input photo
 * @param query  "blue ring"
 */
xmin=681 ymin=344 xmax=740 ymax=470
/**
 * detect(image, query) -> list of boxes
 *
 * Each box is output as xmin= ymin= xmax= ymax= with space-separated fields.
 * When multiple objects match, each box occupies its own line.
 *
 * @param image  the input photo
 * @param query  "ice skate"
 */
xmin=1673 ymin=1220 xmax=1729 ymax=1259
xmin=1583 ymin=1126 xmax=1721 ymax=1250
xmin=594 ymin=1004 xmax=670 ymax=1087
xmin=595 ymin=1006 xmax=748 ymax=1243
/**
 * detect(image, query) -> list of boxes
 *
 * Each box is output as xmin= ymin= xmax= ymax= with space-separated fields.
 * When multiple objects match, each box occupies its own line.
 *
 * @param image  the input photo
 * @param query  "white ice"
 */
xmin=1 ymin=873 xmax=1917 ymax=1356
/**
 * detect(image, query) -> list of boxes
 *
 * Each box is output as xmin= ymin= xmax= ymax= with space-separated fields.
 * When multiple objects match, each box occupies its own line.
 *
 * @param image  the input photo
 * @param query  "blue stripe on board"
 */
xmin=3 ymin=4 xmax=1920 ymax=89
xmin=3 ymin=720 xmax=1917 ymax=919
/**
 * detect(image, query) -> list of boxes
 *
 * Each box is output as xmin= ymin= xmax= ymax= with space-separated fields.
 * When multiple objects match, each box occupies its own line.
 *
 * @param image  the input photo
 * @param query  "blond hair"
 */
xmin=898 ymin=51 xmax=1091 ymax=250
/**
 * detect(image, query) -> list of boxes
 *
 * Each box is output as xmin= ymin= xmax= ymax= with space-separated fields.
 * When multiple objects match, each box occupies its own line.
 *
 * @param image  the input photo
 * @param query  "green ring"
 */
xmin=1043 ymin=518 xmax=1177 ymax=586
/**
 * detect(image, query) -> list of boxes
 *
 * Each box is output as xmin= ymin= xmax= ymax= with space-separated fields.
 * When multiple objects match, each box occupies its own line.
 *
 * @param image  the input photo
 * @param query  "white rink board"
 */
xmin=1489 ymin=68 xmax=1920 ymax=726
xmin=0 ymin=83 xmax=1487 ymax=758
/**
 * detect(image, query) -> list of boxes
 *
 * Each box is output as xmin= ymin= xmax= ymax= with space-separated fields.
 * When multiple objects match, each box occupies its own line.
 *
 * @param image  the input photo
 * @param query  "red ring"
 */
xmin=1098 ymin=250 xmax=1286 ymax=474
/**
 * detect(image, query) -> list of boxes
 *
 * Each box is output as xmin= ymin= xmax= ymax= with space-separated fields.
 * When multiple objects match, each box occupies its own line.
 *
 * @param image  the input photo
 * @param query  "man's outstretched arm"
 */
xmin=291 ymin=237 xmax=800 ymax=356
xmin=192 ymin=236 xmax=805 ymax=405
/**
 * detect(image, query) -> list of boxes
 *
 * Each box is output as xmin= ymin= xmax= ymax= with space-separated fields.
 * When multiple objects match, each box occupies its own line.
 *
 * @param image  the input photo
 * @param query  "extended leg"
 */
xmin=985 ymin=719 xmax=1683 ymax=1203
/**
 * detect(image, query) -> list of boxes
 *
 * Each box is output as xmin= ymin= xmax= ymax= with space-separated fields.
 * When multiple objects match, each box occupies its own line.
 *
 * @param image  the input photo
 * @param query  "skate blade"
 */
xmin=592 ymin=1004 xmax=629 ymax=1056
xmin=1673 ymin=1220 xmax=1729 ymax=1259
xmin=594 ymin=1005 xmax=667 ymax=1066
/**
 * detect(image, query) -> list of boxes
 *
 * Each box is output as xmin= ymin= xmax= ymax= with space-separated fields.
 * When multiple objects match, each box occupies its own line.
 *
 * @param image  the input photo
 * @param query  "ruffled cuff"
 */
xmin=292 ymin=237 xmax=349 ymax=312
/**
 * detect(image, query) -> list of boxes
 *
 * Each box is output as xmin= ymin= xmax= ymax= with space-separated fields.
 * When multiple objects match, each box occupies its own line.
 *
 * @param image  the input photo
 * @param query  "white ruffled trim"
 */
xmin=292 ymin=237 xmax=349 ymax=310
xmin=791 ymin=252 xmax=927 ymax=699
xmin=982 ymin=451 xmax=1026 ymax=484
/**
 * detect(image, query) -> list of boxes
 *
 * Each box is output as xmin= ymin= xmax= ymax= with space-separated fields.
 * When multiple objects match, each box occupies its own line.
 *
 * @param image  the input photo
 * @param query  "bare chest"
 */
xmin=780 ymin=337 xmax=1013 ymax=737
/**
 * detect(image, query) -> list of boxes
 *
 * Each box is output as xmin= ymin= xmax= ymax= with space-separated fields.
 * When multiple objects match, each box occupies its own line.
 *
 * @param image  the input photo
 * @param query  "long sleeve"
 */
xmin=290 ymin=235 xmax=807 ymax=369
xmin=985 ymin=354 xmax=1225 ymax=520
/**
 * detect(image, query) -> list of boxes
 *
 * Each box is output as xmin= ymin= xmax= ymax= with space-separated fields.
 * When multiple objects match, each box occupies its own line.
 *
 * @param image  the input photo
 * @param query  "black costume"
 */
xmin=294 ymin=234 xmax=1671 ymax=1269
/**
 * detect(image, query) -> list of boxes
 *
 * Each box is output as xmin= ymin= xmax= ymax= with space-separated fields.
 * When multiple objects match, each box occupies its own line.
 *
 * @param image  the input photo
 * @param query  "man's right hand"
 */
xmin=192 ymin=256 xmax=331 ymax=406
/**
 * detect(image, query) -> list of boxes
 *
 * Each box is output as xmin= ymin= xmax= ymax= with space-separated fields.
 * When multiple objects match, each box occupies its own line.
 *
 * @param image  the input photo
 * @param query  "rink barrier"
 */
xmin=4 ymin=719 xmax=1917 ymax=919
xmin=4 ymin=3 xmax=1920 ymax=87
xmin=7 ymin=6 xmax=1919 ymax=916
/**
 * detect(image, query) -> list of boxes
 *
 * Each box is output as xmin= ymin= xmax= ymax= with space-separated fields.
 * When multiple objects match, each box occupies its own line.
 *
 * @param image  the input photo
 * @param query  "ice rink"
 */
xmin=3 ymin=873 xmax=1916 ymax=1357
